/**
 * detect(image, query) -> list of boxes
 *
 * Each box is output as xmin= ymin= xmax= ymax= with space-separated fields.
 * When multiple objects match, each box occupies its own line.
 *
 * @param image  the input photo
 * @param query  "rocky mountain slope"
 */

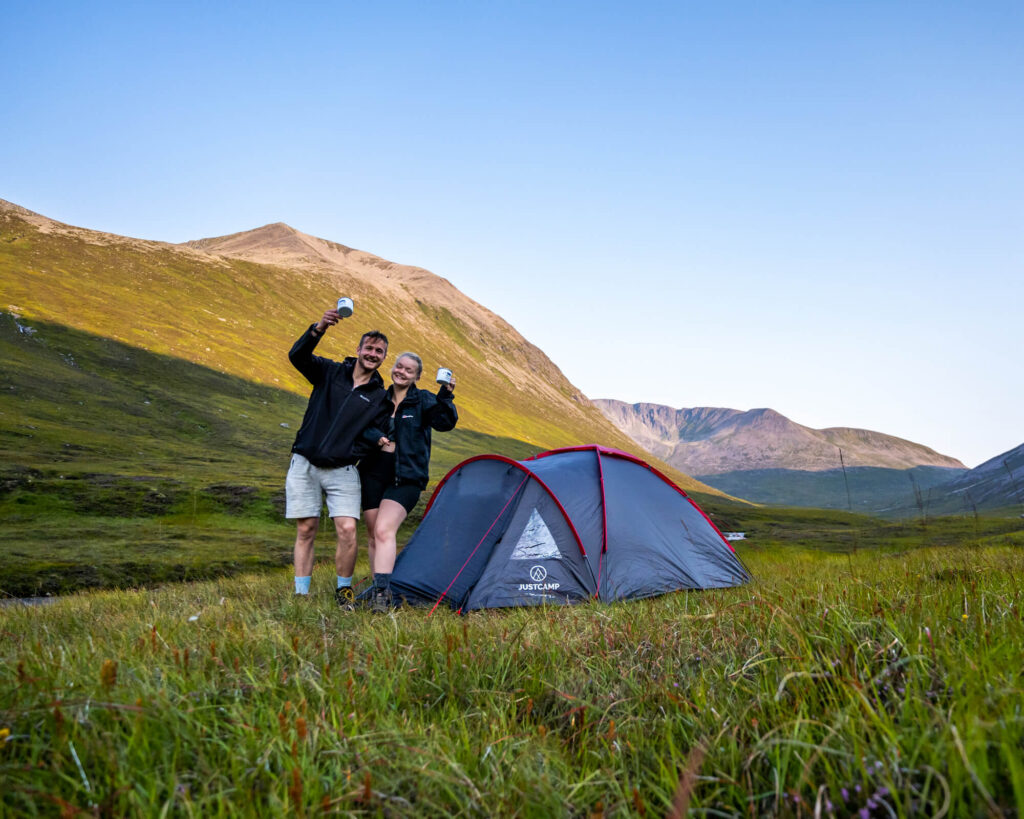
xmin=594 ymin=400 xmax=965 ymax=474
xmin=0 ymin=198 xmax=721 ymax=495
xmin=595 ymin=399 xmax=967 ymax=512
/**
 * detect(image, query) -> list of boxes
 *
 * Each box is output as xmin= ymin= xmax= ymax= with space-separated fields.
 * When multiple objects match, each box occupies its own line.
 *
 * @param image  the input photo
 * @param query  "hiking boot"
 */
xmin=334 ymin=586 xmax=356 ymax=610
xmin=369 ymin=586 xmax=393 ymax=613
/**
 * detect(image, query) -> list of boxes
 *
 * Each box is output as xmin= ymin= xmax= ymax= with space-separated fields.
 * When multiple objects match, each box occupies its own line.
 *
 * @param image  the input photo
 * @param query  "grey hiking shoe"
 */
xmin=369 ymin=586 xmax=393 ymax=613
xmin=334 ymin=586 xmax=356 ymax=610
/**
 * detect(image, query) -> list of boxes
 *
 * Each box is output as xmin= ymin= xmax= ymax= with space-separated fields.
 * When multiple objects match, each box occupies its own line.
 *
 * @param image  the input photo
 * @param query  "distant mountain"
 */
xmin=594 ymin=400 xmax=964 ymax=473
xmin=594 ymin=399 xmax=966 ymax=511
xmin=906 ymin=442 xmax=1024 ymax=516
xmin=0 ymin=199 xmax=722 ymax=496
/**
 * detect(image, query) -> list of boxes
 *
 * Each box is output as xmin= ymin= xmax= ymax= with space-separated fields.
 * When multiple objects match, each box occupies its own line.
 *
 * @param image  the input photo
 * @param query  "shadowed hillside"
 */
xmin=892 ymin=442 xmax=1024 ymax=517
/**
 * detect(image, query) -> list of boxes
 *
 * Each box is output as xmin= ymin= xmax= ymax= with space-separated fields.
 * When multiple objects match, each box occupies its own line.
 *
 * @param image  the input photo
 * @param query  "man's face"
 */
xmin=356 ymin=337 xmax=387 ymax=371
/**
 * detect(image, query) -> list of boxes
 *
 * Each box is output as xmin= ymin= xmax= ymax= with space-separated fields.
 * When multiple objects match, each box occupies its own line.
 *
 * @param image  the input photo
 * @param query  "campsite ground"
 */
xmin=2 ymin=532 xmax=1023 ymax=816
xmin=5 ymin=462 xmax=1022 ymax=599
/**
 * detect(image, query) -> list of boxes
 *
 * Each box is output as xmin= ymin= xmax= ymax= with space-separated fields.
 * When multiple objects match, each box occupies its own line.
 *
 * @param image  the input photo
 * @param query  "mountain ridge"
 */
xmin=595 ymin=399 xmax=965 ymax=474
xmin=178 ymin=221 xmax=558 ymax=392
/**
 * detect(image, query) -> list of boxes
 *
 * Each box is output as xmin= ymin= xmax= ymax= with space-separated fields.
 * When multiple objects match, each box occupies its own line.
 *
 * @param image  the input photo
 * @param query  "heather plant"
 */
xmin=2 ymin=543 xmax=1022 ymax=816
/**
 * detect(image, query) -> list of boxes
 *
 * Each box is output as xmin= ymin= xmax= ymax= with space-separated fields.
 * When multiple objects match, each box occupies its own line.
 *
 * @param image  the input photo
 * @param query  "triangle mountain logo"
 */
xmin=509 ymin=508 xmax=561 ymax=561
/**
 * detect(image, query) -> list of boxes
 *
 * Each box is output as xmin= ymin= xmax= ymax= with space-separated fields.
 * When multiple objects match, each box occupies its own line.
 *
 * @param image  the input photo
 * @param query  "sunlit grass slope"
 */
xmin=0 ymin=202 xmax=716 ymax=494
xmin=2 ymin=541 xmax=1023 ymax=815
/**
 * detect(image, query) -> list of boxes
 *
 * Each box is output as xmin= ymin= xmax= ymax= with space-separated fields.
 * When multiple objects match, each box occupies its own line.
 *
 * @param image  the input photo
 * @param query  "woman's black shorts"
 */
xmin=361 ymin=474 xmax=422 ymax=515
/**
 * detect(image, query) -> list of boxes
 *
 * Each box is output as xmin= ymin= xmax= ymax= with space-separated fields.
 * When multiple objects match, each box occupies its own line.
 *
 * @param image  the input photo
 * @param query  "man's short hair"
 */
xmin=359 ymin=330 xmax=389 ymax=349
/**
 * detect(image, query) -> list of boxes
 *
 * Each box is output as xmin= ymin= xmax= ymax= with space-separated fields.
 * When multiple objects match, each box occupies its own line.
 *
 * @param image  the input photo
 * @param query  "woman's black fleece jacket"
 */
xmin=363 ymin=383 xmax=458 ymax=490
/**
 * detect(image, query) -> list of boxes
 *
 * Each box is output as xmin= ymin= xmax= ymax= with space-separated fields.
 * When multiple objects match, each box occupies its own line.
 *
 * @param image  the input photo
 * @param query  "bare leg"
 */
xmin=363 ymin=507 xmax=379 ymax=574
xmin=371 ymin=500 xmax=408 ymax=574
xmin=293 ymin=517 xmax=319 ymax=578
xmin=333 ymin=516 xmax=358 ymax=577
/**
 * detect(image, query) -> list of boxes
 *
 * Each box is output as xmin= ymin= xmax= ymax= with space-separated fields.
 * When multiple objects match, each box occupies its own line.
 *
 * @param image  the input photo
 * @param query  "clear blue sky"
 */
xmin=4 ymin=1 xmax=1021 ymax=467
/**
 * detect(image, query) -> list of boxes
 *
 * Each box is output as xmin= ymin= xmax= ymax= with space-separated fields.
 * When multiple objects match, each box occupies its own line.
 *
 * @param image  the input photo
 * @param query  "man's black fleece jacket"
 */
xmin=288 ymin=324 xmax=391 ymax=468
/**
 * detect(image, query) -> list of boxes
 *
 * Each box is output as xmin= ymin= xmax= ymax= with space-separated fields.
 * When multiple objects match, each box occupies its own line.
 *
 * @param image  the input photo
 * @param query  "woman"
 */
xmin=359 ymin=352 xmax=458 ymax=610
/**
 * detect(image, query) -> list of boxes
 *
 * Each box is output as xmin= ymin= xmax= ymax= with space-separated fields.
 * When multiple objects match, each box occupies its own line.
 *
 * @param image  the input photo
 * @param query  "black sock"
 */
xmin=373 ymin=573 xmax=391 ymax=591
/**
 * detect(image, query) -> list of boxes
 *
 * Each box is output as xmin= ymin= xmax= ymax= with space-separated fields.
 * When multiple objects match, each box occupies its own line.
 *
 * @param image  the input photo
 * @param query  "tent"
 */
xmin=383 ymin=445 xmax=751 ymax=612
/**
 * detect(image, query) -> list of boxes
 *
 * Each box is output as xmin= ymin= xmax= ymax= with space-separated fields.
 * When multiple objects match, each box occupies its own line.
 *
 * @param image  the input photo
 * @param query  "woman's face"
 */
xmin=391 ymin=356 xmax=420 ymax=387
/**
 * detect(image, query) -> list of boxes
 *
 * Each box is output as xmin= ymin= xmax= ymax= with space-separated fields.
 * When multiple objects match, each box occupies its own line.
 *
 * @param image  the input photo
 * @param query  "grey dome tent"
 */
xmin=384 ymin=446 xmax=751 ymax=613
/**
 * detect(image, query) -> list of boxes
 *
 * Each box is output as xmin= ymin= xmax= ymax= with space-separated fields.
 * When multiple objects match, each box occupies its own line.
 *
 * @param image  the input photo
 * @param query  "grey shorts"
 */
xmin=285 ymin=453 xmax=361 ymax=519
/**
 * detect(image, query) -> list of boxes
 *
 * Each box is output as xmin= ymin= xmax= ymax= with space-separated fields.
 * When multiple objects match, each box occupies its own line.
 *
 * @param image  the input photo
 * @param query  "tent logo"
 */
xmin=519 ymin=563 xmax=559 ymax=592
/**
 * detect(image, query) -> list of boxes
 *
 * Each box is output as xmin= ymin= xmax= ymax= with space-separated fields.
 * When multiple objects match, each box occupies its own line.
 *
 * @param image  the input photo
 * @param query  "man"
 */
xmin=285 ymin=305 xmax=391 ymax=607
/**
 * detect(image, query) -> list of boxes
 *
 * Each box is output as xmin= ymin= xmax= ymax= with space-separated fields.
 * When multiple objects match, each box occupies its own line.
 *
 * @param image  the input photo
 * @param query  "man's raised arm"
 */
xmin=288 ymin=307 xmax=343 ymax=385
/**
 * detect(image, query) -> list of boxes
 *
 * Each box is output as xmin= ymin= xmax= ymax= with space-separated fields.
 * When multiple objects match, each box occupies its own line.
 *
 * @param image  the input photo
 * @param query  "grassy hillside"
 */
xmin=0 ymin=201 xmax=733 ymax=595
xmin=0 ymin=313 xmax=538 ymax=485
xmin=0 ymin=202 xmax=716 ymax=495
xmin=3 ymin=540 xmax=1023 ymax=815
xmin=0 ymin=314 xmax=537 ymax=596
xmin=0 ymin=204 xmax=584 ymax=445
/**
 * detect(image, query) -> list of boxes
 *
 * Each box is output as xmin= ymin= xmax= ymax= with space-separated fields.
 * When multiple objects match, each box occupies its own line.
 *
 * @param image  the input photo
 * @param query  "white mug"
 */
xmin=436 ymin=367 xmax=453 ymax=385
xmin=336 ymin=297 xmax=354 ymax=317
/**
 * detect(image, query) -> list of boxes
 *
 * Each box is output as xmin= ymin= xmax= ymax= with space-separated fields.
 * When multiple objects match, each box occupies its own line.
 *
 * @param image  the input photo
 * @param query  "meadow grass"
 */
xmin=2 ymin=543 xmax=1022 ymax=816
